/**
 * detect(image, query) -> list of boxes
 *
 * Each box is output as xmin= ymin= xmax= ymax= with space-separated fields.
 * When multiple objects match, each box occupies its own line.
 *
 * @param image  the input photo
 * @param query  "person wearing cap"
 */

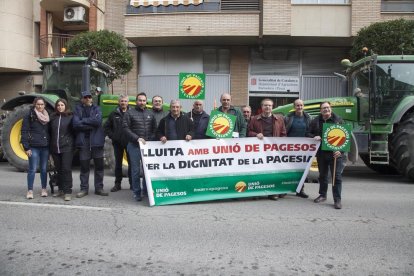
xmin=73 ymin=90 xmax=108 ymax=198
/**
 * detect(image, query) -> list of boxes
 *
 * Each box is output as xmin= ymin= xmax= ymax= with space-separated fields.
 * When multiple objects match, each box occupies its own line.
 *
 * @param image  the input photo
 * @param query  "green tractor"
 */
xmin=274 ymin=54 xmax=414 ymax=182
xmin=0 ymin=55 xmax=132 ymax=172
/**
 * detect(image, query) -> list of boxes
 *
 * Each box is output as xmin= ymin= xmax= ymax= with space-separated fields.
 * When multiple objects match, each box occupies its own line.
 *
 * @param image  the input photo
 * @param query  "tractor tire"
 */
xmin=0 ymin=115 xmax=5 ymax=161
xmin=359 ymin=153 xmax=399 ymax=175
xmin=390 ymin=112 xmax=414 ymax=182
xmin=0 ymin=105 xmax=32 ymax=171
xmin=104 ymin=138 xmax=128 ymax=177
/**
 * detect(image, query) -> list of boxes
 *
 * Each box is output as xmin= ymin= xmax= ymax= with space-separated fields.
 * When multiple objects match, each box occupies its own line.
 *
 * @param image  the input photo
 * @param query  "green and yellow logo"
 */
xmin=179 ymin=73 xmax=205 ymax=99
xmin=206 ymin=110 xmax=236 ymax=138
xmin=322 ymin=123 xmax=352 ymax=152
xmin=235 ymin=181 xmax=247 ymax=192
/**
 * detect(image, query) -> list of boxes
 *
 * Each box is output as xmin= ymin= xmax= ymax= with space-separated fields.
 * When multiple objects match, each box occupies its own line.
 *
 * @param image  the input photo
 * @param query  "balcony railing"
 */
xmin=39 ymin=33 xmax=74 ymax=58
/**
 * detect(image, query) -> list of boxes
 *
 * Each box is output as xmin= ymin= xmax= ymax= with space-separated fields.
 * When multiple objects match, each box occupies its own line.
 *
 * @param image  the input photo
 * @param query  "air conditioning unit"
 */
xmin=63 ymin=6 xmax=86 ymax=22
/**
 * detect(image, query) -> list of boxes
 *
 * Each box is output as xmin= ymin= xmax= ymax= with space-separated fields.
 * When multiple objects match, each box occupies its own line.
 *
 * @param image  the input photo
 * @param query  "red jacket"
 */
xmin=248 ymin=114 xmax=287 ymax=137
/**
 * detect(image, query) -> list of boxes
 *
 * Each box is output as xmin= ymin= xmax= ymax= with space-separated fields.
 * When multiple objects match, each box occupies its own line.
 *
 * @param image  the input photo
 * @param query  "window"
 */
xmin=381 ymin=0 xmax=414 ymax=12
xmin=291 ymin=0 xmax=349 ymax=4
xmin=203 ymin=49 xmax=230 ymax=74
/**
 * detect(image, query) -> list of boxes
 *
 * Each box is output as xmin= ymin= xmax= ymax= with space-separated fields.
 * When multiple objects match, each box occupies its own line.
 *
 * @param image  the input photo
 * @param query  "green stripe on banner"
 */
xmin=151 ymin=171 xmax=303 ymax=206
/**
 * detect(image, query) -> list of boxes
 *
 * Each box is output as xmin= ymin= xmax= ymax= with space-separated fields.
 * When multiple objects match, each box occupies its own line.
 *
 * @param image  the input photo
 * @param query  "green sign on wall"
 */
xmin=179 ymin=72 xmax=205 ymax=99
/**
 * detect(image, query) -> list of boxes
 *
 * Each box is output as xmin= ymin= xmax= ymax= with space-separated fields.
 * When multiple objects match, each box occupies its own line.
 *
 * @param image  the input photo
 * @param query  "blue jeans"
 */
xmin=27 ymin=147 xmax=49 ymax=190
xmin=127 ymin=143 xmax=146 ymax=198
xmin=317 ymin=151 xmax=344 ymax=201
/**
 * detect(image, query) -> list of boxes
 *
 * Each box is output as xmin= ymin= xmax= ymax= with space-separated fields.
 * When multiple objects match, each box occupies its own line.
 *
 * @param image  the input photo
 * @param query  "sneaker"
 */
xmin=268 ymin=195 xmax=278 ymax=201
xmin=41 ymin=189 xmax=48 ymax=197
xmin=76 ymin=191 xmax=88 ymax=198
xmin=135 ymin=195 xmax=142 ymax=202
xmin=314 ymin=195 xmax=327 ymax=203
xmin=26 ymin=190 xmax=34 ymax=199
xmin=64 ymin=194 xmax=72 ymax=201
xmin=53 ymin=190 xmax=64 ymax=197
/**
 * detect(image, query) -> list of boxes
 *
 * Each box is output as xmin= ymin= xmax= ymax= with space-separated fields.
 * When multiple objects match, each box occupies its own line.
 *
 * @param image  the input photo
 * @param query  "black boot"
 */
xmin=296 ymin=187 xmax=309 ymax=198
xmin=111 ymin=183 xmax=121 ymax=192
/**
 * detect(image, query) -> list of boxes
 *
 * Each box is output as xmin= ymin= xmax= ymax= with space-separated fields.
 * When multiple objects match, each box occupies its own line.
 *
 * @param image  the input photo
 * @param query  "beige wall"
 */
xmin=230 ymin=46 xmax=249 ymax=107
xmin=351 ymin=0 xmax=381 ymax=36
xmin=263 ymin=0 xmax=291 ymax=35
xmin=124 ymin=13 xmax=259 ymax=38
xmin=104 ymin=0 xmax=125 ymax=34
xmin=105 ymin=0 xmax=131 ymax=95
xmin=291 ymin=5 xmax=351 ymax=37
xmin=0 ymin=75 xmax=35 ymax=103
xmin=0 ymin=0 xmax=35 ymax=72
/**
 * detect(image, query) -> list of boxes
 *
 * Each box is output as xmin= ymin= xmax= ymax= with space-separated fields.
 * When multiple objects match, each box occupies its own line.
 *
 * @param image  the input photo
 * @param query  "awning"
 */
xmin=130 ymin=0 xmax=203 ymax=7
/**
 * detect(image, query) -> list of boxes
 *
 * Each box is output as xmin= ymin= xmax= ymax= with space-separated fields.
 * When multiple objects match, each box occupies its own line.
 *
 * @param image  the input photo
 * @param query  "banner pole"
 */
xmin=332 ymin=156 xmax=337 ymax=187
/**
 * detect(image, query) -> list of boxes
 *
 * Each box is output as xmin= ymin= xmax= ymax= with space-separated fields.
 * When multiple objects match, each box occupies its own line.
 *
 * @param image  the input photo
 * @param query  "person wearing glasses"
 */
xmin=187 ymin=100 xmax=210 ymax=139
xmin=73 ymin=90 xmax=108 ymax=198
xmin=307 ymin=101 xmax=344 ymax=209
xmin=21 ymin=97 xmax=50 ymax=199
xmin=248 ymin=98 xmax=287 ymax=201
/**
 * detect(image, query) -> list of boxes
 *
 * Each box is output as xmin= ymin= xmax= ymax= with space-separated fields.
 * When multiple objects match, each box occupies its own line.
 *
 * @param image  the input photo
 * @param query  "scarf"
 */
xmin=34 ymin=108 xmax=50 ymax=125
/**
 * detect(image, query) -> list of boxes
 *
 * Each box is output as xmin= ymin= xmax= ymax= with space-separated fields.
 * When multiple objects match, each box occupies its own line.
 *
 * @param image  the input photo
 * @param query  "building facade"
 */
xmin=0 ymin=0 xmax=413 ymax=113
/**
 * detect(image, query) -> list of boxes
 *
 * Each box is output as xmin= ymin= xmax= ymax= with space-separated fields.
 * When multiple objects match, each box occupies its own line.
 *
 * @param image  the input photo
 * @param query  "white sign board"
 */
xmin=249 ymin=75 xmax=300 ymax=93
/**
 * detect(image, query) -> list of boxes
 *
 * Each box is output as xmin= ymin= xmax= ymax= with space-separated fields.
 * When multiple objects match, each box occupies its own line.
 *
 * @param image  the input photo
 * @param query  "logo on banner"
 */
xmin=179 ymin=73 xmax=205 ymax=99
xmin=206 ymin=110 xmax=236 ymax=138
xmin=235 ymin=181 xmax=247 ymax=192
xmin=322 ymin=123 xmax=352 ymax=152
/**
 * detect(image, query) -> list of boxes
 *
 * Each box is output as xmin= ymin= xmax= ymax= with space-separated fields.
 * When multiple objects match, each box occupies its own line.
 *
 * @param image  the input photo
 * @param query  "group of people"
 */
xmin=22 ymin=91 xmax=344 ymax=209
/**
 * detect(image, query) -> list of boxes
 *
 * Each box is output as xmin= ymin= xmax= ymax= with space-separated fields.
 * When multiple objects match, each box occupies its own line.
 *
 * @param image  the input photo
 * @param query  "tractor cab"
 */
xmin=39 ymin=56 xmax=114 ymax=108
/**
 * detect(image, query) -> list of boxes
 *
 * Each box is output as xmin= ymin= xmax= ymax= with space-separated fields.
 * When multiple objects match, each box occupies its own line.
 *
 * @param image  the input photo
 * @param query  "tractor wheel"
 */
xmin=359 ymin=154 xmax=399 ymax=175
xmin=0 ymin=105 xmax=32 ymax=171
xmin=104 ymin=138 xmax=128 ymax=176
xmin=390 ymin=112 xmax=414 ymax=182
xmin=0 ymin=115 xmax=5 ymax=161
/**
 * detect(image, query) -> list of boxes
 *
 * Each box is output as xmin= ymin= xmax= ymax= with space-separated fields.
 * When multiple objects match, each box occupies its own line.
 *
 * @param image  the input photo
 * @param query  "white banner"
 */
xmin=249 ymin=75 xmax=300 ymax=92
xmin=140 ymin=137 xmax=320 ymax=206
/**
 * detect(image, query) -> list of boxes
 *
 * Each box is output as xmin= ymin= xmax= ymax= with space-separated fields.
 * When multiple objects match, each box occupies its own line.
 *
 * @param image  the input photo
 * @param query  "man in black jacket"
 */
xmin=307 ymin=101 xmax=344 ymax=209
xmin=187 ymin=100 xmax=209 ymax=139
xmin=157 ymin=100 xmax=194 ymax=143
xmin=123 ymin=92 xmax=157 ymax=202
xmin=104 ymin=94 xmax=131 ymax=192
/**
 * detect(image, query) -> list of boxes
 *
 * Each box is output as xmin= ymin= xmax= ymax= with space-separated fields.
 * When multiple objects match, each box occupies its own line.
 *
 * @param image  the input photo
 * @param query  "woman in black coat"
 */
xmin=21 ymin=97 xmax=50 ymax=199
xmin=49 ymin=99 xmax=74 ymax=201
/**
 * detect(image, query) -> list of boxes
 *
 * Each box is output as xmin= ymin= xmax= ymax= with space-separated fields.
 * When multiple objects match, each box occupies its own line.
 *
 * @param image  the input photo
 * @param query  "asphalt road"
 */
xmin=0 ymin=161 xmax=413 ymax=275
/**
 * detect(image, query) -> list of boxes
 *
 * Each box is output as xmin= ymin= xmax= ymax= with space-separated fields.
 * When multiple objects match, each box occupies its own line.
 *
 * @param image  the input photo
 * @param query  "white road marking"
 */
xmin=0 ymin=201 xmax=112 ymax=211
